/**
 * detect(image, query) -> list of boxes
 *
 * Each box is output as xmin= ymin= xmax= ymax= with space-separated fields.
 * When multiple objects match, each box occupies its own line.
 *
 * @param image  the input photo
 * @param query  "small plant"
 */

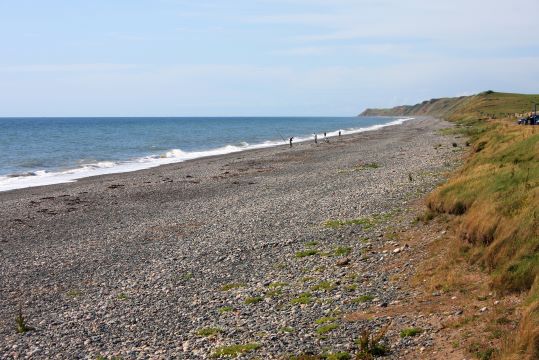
xmin=245 ymin=296 xmax=263 ymax=305
xmin=220 ymin=283 xmax=244 ymax=291
xmin=352 ymin=295 xmax=374 ymax=303
xmin=211 ymin=343 xmax=260 ymax=358
xmin=306 ymin=241 xmax=319 ymax=247
xmin=333 ymin=246 xmax=352 ymax=256
xmin=414 ymin=210 xmax=436 ymax=224
xmin=15 ymin=306 xmax=31 ymax=334
xmin=116 ymin=293 xmax=128 ymax=301
xmin=219 ymin=306 xmax=234 ymax=313
xmin=290 ymin=292 xmax=312 ymax=305
xmin=197 ymin=327 xmax=222 ymax=337
xmin=295 ymin=249 xmax=319 ymax=258
xmin=181 ymin=272 xmax=193 ymax=281
xmin=66 ymin=289 xmax=81 ymax=298
xmin=268 ymin=281 xmax=288 ymax=288
xmin=325 ymin=352 xmax=351 ymax=360
xmin=280 ymin=326 xmax=295 ymax=333
xmin=265 ymin=289 xmax=282 ymax=297
xmin=468 ymin=342 xmax=496 ymax=360
xmin=399 ymin=327 xmax=423 ymax=338
xmin=356 ymin=323 xmax=390 ymax=359
xmin=316 ymin=323 xmax=338 ymax=335
xmin=315 ymin=316 xmax=337 ymax=324
xmin=311 ymin=280 xmax=336 ymax=292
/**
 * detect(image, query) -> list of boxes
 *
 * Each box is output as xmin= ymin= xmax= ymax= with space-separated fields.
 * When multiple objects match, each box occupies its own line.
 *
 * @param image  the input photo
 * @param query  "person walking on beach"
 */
xmin=339 ymin=130 xmax=341 ymax=137
xmin=289 ymin=137 xmax=294 ymax=148
xmin=314 ymin=134 xmax=317 ymax=144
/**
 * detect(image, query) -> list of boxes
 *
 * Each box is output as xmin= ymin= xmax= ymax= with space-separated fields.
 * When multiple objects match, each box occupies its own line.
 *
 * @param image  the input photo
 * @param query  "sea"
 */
xmin=0 ymin=116 xmax=412 ymax=191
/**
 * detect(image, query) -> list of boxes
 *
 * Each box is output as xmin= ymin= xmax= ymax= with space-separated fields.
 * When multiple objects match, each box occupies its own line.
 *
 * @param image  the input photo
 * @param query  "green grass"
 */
xmin=290 ymin=292 xmax=313 ymax=305
xmin=220 ymin=283 xmax=245 ymax=291
xmin=373 ymin=90 xmax=539 ymax=357
xmin=400 ymin=327 xmax=423 ymax=338
xmin=315 ymin=316 xmax=337 ymax=324
xmin=245 ymin=296 xmax=263 ymax=305
xmin=295 ymin=249 xmax=319 ymax=258
xmin=338 ymin=163 xmax=380 ymax=174
xmin=218 ymin=306 xmax=234 ymax=313
xmin=197 ymin=327 xmax=222 ymax=337
xmin=268 ymin=281 xmax=288 ymax=288
xmin=265 ymin=289 xmax=282 ymax=297
xmin=325 ymin=352 xmax=351 ymax=360
xmin=311 ymin=281 xmax=336 ymax=292
xmin=66 ymin=289 xmax=81 ymax=298
xmin=333 ymin=246 xmax=352 ymax=256
xmin=316 ymin=323 xmax=339 ymax=335
xmin=324 ymin=212 xmax=394 ymax=229
xmin=211 ymin=343 xmax=260 ymax=358
xmin=15 ymin=308 xmax=31 ymax=334
xmin=280 ymin=326 xmax=295 ymax=333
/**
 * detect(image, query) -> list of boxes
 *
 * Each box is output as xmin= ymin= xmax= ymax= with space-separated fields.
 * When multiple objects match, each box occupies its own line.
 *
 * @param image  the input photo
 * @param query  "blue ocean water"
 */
xmin=0 ymin=116 xmax=411 ymax=191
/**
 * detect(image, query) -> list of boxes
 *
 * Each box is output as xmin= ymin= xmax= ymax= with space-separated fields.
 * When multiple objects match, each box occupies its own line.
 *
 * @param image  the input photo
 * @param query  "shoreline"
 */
xmin=0 ymin=116 xmax=463 ymax=358
xmin=0 ymin=116 xmax=413 ymax=193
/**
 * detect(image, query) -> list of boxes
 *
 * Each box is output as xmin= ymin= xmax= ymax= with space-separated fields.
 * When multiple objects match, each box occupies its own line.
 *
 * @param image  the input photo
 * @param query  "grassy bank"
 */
xmin=415 ymin=92 xmax=538 ymax=358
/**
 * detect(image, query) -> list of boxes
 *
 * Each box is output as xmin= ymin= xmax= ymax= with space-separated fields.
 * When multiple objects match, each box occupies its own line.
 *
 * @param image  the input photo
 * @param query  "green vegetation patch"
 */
xmin=66 ymin=289 xmax=81 ymax=298
xmin=218 ymin=306 xmax=234 ymax=313
xmin=333 ymin=246 xmax=352 ymax=256
xmin=323 ymin=212 xmax=394 ymax=230
xmin=295 ymin=249 xmax=319 ymax=258
xmin=245 ymin=296 xmax=263 ymax=305
xmin=325 ymin=352 xmax=351 ymax=360
xmin=315 ymin=316 xmax=337 ymax=324
xmin=316 ymin=323 xmax=339 ymax=335
xmin=197 ymin=327 xmax=222 ymax=337
xmin=400 ymin=327 xmax=423 ymax=338
xmin=211 ymin=343 xmax=260 ymax=358
xmin=311 ymin=280 xmax=336 ymax=292
xmin=220 ymin=283 xmax=245 ymax=291
xmin=290 ymin=292 xmax=313 ymax=305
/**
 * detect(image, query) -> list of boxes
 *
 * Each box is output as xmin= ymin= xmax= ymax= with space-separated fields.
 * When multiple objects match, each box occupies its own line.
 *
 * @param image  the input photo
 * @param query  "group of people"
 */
xmin=289 ymin=130 xmax=342 ymax=147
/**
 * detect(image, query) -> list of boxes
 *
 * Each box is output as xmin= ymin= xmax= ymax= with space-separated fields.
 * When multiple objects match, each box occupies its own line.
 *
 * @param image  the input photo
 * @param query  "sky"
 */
xmin=0 ymin=0 xmax=538 ymax=117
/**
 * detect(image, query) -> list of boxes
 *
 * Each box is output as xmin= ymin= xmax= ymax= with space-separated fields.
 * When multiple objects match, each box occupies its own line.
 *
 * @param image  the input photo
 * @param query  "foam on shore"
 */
xmin=0 ymin=117 xmax=414 ymax=192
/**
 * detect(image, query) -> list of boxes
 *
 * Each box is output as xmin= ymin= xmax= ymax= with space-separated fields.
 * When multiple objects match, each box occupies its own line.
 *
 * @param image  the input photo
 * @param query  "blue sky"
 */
xmin=1 ymin=0 xmax=538 ymax=116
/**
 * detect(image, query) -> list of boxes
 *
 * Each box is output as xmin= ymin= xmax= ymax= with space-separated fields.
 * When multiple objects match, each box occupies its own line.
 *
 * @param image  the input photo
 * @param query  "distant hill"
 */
xmin=360 ymin=91 xmax=539 ymax=120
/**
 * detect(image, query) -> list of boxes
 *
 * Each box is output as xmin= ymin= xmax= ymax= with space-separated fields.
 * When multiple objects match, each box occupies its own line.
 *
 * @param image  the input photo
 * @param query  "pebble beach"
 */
xmin=0 ymin=116 xmax=463 ymax=359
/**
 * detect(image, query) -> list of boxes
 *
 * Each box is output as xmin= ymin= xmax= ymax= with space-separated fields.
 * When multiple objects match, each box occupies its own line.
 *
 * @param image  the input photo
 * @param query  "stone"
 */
xmin=336 ymin=257 xmax=351 ymax=266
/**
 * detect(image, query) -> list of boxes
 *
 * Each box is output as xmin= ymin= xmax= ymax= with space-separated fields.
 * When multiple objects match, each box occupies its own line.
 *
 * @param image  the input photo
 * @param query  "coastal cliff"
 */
xmin=360 ymin=90 xmax=538 ymax=119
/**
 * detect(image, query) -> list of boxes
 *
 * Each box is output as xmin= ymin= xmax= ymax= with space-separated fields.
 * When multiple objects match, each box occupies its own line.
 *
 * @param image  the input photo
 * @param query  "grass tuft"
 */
xmin=197 ymin=327 xmax=222 ymax=337
xmin=316 ymin=323 xmax=339 ymax=335
xmin=220 ymin=283 xmax=244 ymax=291
xmin=244 ymin=296 xmax=263 ymax=305
xmin=295 ymin=249 xmax=319 ymax=258
xmin=399 ymin=327 xmax=423 ymax=338
xmin=290 ymin=292 xmax=313 ymax=305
